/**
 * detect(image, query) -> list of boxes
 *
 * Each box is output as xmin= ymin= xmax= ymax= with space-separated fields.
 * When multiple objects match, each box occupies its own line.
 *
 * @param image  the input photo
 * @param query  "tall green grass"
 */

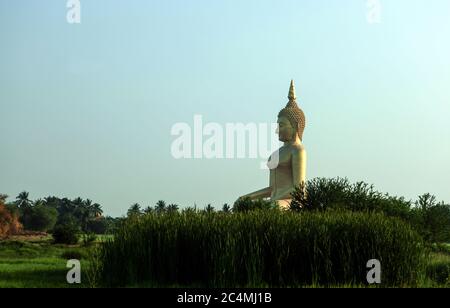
xmin=93 ymin=210 xmax=426 ymax=287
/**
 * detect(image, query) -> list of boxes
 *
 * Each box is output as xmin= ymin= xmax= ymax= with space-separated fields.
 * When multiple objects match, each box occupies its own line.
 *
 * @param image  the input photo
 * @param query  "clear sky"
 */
xmin=1 ymin=0 xmax=449 ymax=217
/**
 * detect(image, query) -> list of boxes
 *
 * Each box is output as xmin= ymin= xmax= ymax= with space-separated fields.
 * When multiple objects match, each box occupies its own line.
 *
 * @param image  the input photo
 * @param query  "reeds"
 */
xmin=93 ymin=210 xmax=426 ymax=287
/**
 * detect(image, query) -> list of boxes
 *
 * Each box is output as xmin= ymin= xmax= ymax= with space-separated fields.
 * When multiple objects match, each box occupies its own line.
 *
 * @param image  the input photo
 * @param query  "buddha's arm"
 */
xmin=292 ymin=147 xmax=306 ymax=187
xmin=240 ymin=187 xmax=272 ymax=200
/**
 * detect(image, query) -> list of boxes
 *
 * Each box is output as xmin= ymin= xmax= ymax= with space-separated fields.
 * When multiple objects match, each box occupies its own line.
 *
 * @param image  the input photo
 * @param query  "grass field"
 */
xmin=0 ymin=234 xmax=448 ymax=288
xmin=0 ymin=235 xmax=97 ymax=288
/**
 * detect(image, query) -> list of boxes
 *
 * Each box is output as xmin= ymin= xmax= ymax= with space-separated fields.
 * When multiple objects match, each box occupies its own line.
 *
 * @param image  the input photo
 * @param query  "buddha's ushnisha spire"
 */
xmin=288 ymin=79 xmax=297 ymax=102
xmin=278 ymin=79 xmax=306 ymax=141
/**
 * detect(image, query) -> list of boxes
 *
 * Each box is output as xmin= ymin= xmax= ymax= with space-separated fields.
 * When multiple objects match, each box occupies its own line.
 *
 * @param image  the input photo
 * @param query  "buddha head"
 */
xmin=277 ymin=80 xmax=306 ymax=142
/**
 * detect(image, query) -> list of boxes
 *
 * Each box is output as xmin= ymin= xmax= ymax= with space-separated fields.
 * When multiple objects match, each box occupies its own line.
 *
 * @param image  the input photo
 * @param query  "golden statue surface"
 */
xmin=240 ymin=80 xmax=307 ymax=209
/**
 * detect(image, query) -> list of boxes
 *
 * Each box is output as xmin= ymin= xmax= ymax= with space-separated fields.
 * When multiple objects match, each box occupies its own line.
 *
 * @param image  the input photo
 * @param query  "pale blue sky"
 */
xmin=1 ymin=0 xmax=449 ymax=216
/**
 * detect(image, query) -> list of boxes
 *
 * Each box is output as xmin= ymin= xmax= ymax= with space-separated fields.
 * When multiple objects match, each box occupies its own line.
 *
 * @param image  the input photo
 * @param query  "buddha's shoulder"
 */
xmin=289 ymin=143 xmax=306 ymax=155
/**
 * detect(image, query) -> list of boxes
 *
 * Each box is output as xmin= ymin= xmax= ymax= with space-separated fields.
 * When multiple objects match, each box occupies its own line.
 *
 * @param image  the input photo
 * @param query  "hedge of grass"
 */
xmin=92 ymin=210 xmax=426 ymax=287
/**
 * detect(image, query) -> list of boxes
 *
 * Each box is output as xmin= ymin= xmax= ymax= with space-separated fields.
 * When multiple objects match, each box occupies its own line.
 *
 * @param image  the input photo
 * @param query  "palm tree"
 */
xmin=167 ymin=204 xmax=179 ymax=213
xmin=91 ymin=203 xmax=103 ymax=218
xmin=58 ymin=198 xmax=75 ymax=217
xmin=34 ymin=199 xmax=45 ymax=207
xmin=222 ymin=203 xmax=231 ymax=213
xmin=155 ymin=200 xmax=166 ymax=213
xmin=144 ymin=206 xmax=153 ymax=214
xmin=73 ymin=197 xmax=84 ymax=206
xmin=77 ymin=199 xmax=92 ymax=231
xmin=127 ymin=203 xmax=142 ymax=217
xmin=43 ymin=196 xmax=59 ymax=210
xmin=16 ymin=191 xmax=32 ymax=209
xmin=205 ymin=204 xmax=215 ymax=213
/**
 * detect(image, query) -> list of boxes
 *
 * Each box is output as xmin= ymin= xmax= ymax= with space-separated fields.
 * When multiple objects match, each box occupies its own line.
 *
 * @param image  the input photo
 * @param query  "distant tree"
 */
xmin=52 ymin=223 xmax=80 ymax=245
xmin=127 ymin=203 xmax=142 ymax=217
xmin=222 ymin=204 xmax=231 ymax=213
xmin=57 ymin=198 xmax=76 ymax=218
xmin=411 ymin=193 xmax=450 ymax=243
xmin=15 ymin=191 xmax=32 ymax=209
xmin=87 ymin=217 xmax=108 ymax=234
xmin=57 ymin=213 xmax=79 ymax=227
xmin=155 ymin=200 xmax=167 ymax=213
xmin=167 ymin=204 xmax=179 ymax=213
xmin=205 ymin=204 xmax=215 ymax=213
xmin=91 ymin=203 xmax=103 ymax=218
xmin=26 ymin=204 xmax=58 ymax=232
xmin=143 ymin=206 xmax=153 ymax=214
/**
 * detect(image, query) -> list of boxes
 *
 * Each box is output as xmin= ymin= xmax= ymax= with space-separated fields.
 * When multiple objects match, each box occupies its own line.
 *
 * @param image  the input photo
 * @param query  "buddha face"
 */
xmin=277 ymin=116 xmax=296 ymax=142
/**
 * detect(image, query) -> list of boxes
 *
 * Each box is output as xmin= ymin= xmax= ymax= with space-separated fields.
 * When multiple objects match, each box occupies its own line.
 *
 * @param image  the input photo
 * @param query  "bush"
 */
xmin=93 ymin=210 xmax=426 ymax=287
xmin=290 ymin=178 xmax=412 ymax=219
xmin=24 ymin=205 xmax=58 ymax=232
xmin=290 ymin=178 xmax=450 ymax=244
xmin=232 ymin=197 xmax=278 ymax=212
xmin=86 ymin=218 xmax=108 ymax=234
xmin=410 ymin=194 xmax=450 ymax=243
xmin=52 ymin=224 xmax=80 ymax=245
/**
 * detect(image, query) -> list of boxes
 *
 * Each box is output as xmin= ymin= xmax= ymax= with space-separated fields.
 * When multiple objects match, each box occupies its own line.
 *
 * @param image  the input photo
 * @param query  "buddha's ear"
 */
xmin=296 ymin=124 xmax=302 ymax=141
xmin=292 ymin=130 xmax=299 ymax=141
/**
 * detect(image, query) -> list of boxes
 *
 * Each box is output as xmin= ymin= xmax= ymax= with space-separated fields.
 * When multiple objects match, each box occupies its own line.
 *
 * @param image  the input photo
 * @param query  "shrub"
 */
xmin=52 ymin=224 xmax=80 ymax=245
xmin=86 ymin=218 xmax=108 ymax=234
xmin=93 ymin=210 xmax=426 ymax=287
xmin=290 ymin=178 xmax=412 ymax=219
xmin=232 ymin=197 xmax=279 ymax=212
xmin=410 ymin=194 xmax=450 ymax=243
xmin=24 ymin=204 xmax=58 ymax=232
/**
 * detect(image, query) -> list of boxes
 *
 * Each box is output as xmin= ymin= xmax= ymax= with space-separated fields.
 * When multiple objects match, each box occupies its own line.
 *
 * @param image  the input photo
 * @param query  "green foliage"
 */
xmin=0 ymin=237 xmax=90 ymax=288
xmin=167 ymin=204 xmax=179 ymax=213
xmin=410 ymin=194 xmax=450 ymax=243
xmin=52 ymin=224 xmax=80 ymax=245
xmin=94 ymin=210 xmax=426 ymax=287
xmin=15 ymin=191 xmax=32 ymax=209
xmin=290 ymin=178 xmax=450 ymax=243
xmin=155 ymin=200 xmax=167 ymax=213
xmin=127 ymin=203 xmax=142 ymax=217
xmin=23 ymin=204 xmax=58 ymax=232
xmin=290 ymin=178 xmax=412 ymax=218
xmin=232 ymin=197 xmax=279 ymax=212
xmin=204 ymin=204 xmax=215 ymax=213
xmin=82 ymin=232 xmax=97 ymax=246
xmin=425 ymin=253 xmax=450 ymax=286
xmin=222 ymin=204 xmax=231 ymax=213
xmin=8 ymin=193 xmax=104 ymax=233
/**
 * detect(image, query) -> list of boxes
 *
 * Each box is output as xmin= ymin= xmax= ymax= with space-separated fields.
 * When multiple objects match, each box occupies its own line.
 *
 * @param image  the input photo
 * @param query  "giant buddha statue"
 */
xmin=240 ymin=80 xmax=307 ymax=209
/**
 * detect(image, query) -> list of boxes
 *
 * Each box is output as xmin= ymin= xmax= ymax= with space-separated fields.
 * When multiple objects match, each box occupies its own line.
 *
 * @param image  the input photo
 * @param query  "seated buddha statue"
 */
xmin=239 ymin=80 xmax=307 ymax=209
